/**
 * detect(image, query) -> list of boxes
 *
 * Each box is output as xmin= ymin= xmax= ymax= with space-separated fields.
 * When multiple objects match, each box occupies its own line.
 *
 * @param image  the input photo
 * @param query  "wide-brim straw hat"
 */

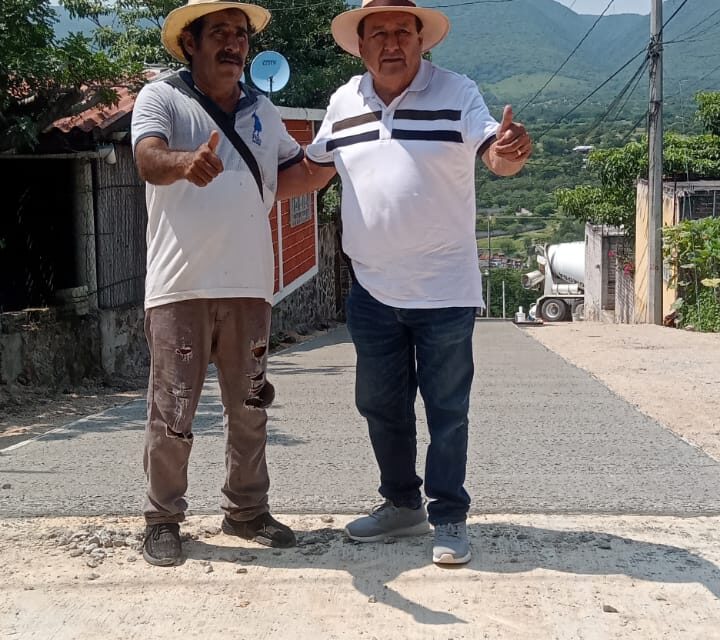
xmin=161 ymin=0 xmax=271 ymax=63
xmin=331 ymin=0 xmax=450 ymax=58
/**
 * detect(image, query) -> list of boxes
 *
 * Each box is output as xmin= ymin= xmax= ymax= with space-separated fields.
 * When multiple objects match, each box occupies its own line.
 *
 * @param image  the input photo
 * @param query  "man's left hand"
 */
xmin=493 ymin=105 xmax=532 ymax=162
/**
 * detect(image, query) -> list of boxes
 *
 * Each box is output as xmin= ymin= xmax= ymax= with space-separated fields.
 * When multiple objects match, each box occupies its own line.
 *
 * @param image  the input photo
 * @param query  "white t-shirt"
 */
xmin=131 ymin=71 xmax=303 ymax=309
xmin=307 ymin=60 xmax=498 ymax=309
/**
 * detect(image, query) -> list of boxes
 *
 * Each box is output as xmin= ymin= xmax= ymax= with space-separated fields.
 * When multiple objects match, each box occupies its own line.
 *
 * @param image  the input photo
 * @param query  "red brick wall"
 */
xmin=270 ymin=118 xmax=318 ymax=296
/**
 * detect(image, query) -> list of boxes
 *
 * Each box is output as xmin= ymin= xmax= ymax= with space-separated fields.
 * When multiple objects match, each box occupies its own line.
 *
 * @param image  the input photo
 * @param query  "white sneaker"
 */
xmin=433 ymin=521 xmax=471 ymax=564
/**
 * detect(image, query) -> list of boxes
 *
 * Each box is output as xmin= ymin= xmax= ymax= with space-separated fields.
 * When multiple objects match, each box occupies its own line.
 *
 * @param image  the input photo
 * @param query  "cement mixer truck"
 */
xmin=522 ymin=241 xmax=585 ymax=322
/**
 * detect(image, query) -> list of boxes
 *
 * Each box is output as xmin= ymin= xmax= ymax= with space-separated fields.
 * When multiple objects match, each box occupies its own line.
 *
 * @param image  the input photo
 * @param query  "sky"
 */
xmin=555 ymin=0 xmax=650 ymax=15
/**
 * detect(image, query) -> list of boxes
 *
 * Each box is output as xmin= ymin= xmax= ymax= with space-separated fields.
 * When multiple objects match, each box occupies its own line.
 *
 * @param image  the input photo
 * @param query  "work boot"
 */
xmin=143 ymin=523 xmax=181 ymax=566
xmin=222 ymin=512 xmax=296 ymax=548
xmin=432 ymin=521 xmax=471 ymax=565
xmin=345 ymin=500 xmax=430 ymax=542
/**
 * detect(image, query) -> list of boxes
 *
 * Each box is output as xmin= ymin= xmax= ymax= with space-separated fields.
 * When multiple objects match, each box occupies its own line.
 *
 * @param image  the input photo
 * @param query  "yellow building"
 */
xmin=634 ymin=179 xmax=720 ymax=323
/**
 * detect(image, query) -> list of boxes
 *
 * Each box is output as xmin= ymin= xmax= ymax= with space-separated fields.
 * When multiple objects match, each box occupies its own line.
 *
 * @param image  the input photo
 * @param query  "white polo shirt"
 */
xmin=131 ymin=71 xmax=303 ymax=309
xmin=307 ymin=60 xmax=498 ymax=309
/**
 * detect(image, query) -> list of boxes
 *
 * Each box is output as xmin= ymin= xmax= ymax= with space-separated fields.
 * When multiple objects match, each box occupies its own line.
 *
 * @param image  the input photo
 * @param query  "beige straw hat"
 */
xmin=331 ymin=0 xmax=450 ymax=58
xmin=161 ymin=0 xmax=271 ymax=63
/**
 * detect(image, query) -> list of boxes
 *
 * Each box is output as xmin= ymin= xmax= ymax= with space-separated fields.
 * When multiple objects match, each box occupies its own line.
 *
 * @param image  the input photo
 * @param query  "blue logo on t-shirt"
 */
xmin=252 ymin=112 xmax=262 ymax=146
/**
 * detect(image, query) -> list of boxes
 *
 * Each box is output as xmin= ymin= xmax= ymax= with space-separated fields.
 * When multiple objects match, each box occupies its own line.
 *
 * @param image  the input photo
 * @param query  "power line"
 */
xmin=660 ymin=0 xmax=690 ymax=36
xmin=583 ymin=56 xmax=649 ymax=142
xmin=665 ymin=17 xmax=720 ymax=45
xmin=620 ymin=110 xmax=648 ymax=144
xmin=670 ymin=7 xmax=720 ymax=41
xmin=429 ymin=0 xmax=515 ymax=6
xmin=265 ymin=0 xmax=515 ymax=8
xmin=533 ymin=48 xmax=649 ymax=142
xmin=516 ymin=0 xmax=616 ymax=115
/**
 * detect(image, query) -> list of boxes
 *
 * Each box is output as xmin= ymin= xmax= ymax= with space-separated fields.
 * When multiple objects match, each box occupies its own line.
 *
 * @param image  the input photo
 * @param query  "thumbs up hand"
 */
xmin=207 ymin=130 xmax=220 ymax=154
xmin=492 ymin=105 xmax=532 ymax=162
xmin=184 ymin=130 xmax=224 ymax=187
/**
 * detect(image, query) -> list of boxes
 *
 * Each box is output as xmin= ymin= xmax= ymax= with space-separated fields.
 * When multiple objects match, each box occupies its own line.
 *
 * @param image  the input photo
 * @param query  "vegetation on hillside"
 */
xmin=555 ymin=92 xmax=720 ymax=233
xmin=433 ymin=0 xmax=719 ymax=112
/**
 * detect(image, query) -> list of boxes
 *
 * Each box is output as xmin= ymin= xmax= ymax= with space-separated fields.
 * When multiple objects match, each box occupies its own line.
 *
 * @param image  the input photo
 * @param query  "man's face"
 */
xmin=358 ymin=12 xmax=423 ymax=89
xmin=183 ymin=9 xmax=250 ymax=80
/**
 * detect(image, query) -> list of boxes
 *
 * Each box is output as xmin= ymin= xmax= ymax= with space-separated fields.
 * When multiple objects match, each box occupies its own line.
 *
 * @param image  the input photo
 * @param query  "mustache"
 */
xmin=217 ymin=53 xmax=244 ymax=65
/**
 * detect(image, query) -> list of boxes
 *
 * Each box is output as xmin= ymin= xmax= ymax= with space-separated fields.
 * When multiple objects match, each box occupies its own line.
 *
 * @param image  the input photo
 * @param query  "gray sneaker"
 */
xmin=433 ymin=521 xmax=471 ymax=565
xmin=345 ymin=501 xmax=430 ymax=542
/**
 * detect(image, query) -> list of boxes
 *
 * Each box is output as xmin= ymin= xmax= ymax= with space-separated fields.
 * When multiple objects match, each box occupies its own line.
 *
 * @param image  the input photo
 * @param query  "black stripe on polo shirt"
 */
xmin=391 ymin=129 xmax=464 ymax=143
xmin=394 ymin=109 xmax=461 ymax=121
xmin=278 ymin=148 xmax=305 ymax=171
xmin=326 ymin=130 xmax=380 ymax=151
xmin=477 ymin=134 xmax=497 ymax=157
xmin=332 ymin=111 xmax=382 ymax=133
xmin=133 ymin=131 xmax=168 ymax=152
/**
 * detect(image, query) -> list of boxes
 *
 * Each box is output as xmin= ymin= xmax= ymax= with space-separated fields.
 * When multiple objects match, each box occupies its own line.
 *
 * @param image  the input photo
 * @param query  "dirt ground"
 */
xmin=2 ymin=321 xmax=720 ymax=639
xmin=1 ymin=512 xmax=719 ymax=639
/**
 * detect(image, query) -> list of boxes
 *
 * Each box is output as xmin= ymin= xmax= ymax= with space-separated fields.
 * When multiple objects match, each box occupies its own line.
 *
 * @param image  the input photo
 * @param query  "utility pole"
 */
xmin=647 ymin=0 xmax=664 ymax=324
xmin=486 ymin=216 xmax=491 ymax=318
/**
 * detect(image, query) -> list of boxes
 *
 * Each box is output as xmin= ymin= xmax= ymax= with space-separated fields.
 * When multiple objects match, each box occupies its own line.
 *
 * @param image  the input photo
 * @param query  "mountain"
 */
xmin=50 ymin=0 xmax=719 ymax=111
xmin=432 ymin=0 xmax=719 ymax=109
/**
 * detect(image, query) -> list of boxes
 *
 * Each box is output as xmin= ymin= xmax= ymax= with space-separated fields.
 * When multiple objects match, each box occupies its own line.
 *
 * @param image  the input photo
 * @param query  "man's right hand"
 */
xmin=184 ymin=130 xmax=224 ymax=187
xmin=135 ymin=132 xmax=225 ymax=187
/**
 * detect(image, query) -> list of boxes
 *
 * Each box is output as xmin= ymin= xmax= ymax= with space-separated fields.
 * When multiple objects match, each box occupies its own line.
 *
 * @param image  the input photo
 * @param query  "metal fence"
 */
xmin=0 ymin=147 xmax=146 ymax=313
xmin=94 ymin=146 xmax=146 ymax=309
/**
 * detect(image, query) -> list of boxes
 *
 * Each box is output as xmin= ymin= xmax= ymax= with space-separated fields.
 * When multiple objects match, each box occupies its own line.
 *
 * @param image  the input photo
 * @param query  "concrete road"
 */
xmin=2 ymin=321 xmax=720 ymax=518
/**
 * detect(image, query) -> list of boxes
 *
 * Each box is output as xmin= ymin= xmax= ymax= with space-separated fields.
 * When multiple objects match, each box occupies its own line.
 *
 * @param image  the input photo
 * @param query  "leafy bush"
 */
xmin=663 ymin=217 xmax=720 ymax=332
xmin=696 ymin=92 xmax=720 ymax=137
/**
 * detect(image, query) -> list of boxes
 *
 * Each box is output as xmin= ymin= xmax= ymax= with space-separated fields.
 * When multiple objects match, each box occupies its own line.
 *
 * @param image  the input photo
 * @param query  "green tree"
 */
xmin=63 ymin=0 xmax=362 ymax=109
xmin=62 ymin=0 xmax=177 ymax=68
xmin=555 ymin=92 xmax=720 ymax=234
xmin=534 ymin=202 xmax=555 ymax=218
xmin=253 ymin=0 xmax=363 ymax=108
xmin=487 ymin=268 xmax=537 ymax=318
xmin=696 ymin=91 xmax=720 ymax=136
xmin=496 ymin=238 xmax=516 ymax=256
xmin=0 ymin=0 xmax=133 ymax=151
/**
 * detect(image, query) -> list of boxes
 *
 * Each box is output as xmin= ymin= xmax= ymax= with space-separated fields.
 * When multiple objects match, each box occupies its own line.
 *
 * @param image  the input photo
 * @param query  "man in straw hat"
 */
xmin=131 ymin=0 xmax=314 ymax=566
xmin=299 ymin=0 xmax=533 ymax=565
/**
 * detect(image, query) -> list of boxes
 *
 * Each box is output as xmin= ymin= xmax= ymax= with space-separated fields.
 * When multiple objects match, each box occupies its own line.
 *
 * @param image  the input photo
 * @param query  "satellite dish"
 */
xmin=250 ymin=51 xmax=290 ymax=96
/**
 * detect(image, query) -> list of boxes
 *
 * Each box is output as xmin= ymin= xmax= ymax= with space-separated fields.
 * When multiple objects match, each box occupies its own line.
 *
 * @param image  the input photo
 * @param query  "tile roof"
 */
xmin=50 ymin=70 xmax=162 ymax=135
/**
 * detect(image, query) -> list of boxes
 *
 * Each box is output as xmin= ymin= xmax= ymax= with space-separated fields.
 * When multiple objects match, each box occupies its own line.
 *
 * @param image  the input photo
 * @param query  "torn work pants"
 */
xmin=143 ymin=298 xmax=274 ymax=525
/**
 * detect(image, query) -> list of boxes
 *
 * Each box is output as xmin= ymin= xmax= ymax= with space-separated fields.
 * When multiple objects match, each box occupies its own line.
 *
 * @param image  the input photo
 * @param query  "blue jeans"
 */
xmin=346 ymin=281 xmax=476 ymax=525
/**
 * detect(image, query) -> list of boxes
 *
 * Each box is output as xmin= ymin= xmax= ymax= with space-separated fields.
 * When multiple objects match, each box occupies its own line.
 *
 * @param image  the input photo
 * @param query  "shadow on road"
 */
xmin=182 ymin=521 xmax=720 ymax=625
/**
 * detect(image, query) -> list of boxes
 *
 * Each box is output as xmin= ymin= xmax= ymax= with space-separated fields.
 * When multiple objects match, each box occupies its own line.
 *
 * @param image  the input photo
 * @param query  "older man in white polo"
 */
xmin=290 ymin=0 xmax=533 ymax=565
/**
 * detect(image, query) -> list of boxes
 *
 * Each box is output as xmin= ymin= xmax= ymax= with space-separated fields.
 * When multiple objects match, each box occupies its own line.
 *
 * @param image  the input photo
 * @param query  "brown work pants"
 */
xmin=143 ymin=298 xmax=274 ymax=525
